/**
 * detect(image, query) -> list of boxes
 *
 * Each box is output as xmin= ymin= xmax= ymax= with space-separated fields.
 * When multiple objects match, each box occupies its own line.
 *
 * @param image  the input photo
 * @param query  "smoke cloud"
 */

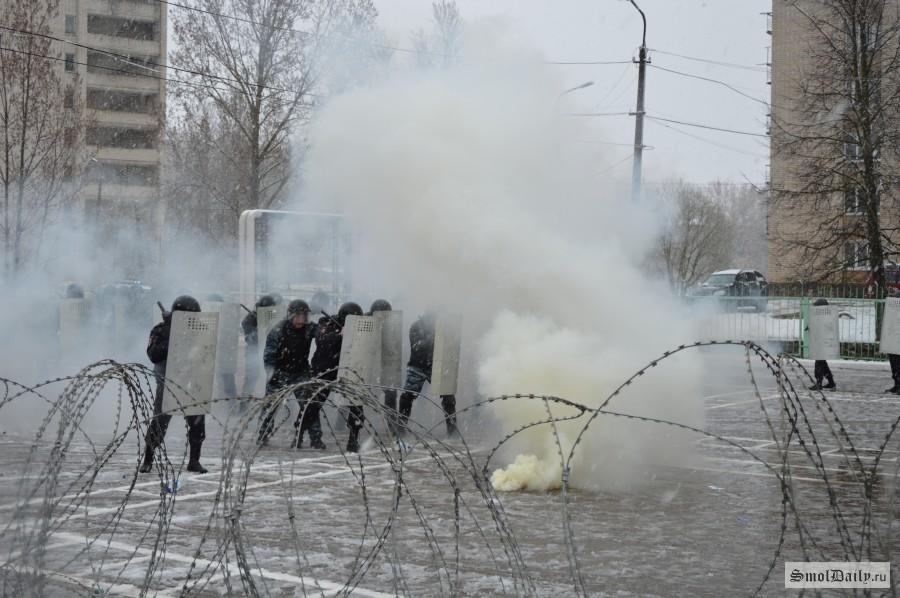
xmin=300 ymin=24 xmax=704 ymax=491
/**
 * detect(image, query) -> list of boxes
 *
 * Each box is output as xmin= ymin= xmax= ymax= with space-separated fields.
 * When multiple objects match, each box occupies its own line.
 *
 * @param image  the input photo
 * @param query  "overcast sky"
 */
xmin=374 ymin=0 xmax=772 ymax=186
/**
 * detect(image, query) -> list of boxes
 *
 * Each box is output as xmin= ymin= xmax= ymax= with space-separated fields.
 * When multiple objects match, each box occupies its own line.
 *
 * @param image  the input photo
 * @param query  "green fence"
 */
xmin=686 ymin=296 xmax=886 ymax=360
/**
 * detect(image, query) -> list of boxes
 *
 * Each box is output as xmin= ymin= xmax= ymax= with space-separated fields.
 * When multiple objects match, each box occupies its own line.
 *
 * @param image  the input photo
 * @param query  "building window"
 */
xmin=88 ymin=161 xmax=159 ymax=186
xmin=65 ymin=15 xmax=76 ymax=34
xmin=843 ymin=240 xmax=869 ymax=270
xmin=87 ymin=15 xmax=158 ymax=41
xmin=64 ymin=89 xmax=74 ymax=109
xmin=64 ymin=53 xmax=75 ymax=72
xmin=86 ymin=51 xmax=158 ymax=77
xmin=86 ymin=126 xmax=158 ymax=150
xmin=87 ymin=88 xmax=158 ymax=114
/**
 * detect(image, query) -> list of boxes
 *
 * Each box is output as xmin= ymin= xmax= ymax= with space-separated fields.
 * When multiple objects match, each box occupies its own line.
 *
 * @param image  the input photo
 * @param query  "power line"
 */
xmin=649 ymin=63 xmax=769 ymax=106
xmin=0 ymin=44 xmax=310 ymax=103
xmin=0 ymin=25 xmax=320 ymax=97
xmin=649 ymin=48 xmax=767 ymax=72
xmin=646 ymin=115 xmax=769 ymax=138
xmin=566 ymin=111 xmax=632 ymax=117
xmin=154 ymin=0 xmax=632 ymax=66
xmin=647 ymin=117 xmax=768 ymax=158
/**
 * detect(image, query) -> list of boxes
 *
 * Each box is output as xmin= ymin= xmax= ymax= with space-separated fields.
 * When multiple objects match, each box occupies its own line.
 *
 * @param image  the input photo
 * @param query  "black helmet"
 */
xmin=287 ymin=299 xmax=310 ymax=316
xmin=369 ymin=299 xmax=392 ymax=313
xmin=337 ymin=301 xmax=363 ymax=324
xmin=171 ymin=295 xmax=201 ymax=313
xmin=813 ymin=298 xmax=829 ymax=307
xmin=65 ymin=282 xmax=84 ymax=299
xmin=256 ymin=294 xmax=277 ymax=308
xmin=206 ymin=293 xmax=225 ymax=302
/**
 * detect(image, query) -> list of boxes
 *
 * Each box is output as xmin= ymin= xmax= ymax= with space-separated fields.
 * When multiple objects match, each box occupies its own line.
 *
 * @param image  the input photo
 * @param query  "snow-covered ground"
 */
xmin=0 ymin=353 xmax=897 ymax=596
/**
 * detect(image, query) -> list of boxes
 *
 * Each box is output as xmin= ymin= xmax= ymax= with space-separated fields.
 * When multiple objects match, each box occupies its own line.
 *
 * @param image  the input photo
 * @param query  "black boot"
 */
xmin=886 ymin=385 xmax=900 ymax=394
xmin=139 ymin=445 xmax=154 ymax=474
xmin=186 ymin=443 xmax=208 ymax=474
xmin=808 ymin=381 xmax=822 ymax=391
xmin=310 ymin=436 xmax=326 ymax=450
xmin=346 ymin=428 xmax=360 ymax=453
xmin=822 ymin=377 xmax=836 ymax=390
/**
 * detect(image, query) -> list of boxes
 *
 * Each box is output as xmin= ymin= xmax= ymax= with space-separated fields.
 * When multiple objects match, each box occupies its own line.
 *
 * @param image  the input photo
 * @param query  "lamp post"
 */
xmin=628 ymin=0 xmax=648 ymax=203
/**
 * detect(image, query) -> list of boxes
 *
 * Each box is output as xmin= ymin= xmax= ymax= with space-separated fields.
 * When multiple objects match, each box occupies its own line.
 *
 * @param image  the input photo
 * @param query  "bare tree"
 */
xmin=653 ymin=181 xmax=736 ymax=295
xmin=412 ymin=0 xmax=463 ymax=69
xmin=167 ymin=0 xmax=377 ymax=242
xmin=0 ymin=0 xmax=87 ymax=277
xmin=770 ymin=0 xmax=900 ymax=291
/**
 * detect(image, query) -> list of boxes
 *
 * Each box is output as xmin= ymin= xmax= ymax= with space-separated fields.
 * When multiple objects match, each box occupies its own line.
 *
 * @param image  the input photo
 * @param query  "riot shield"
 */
xmin=162 ymin=311 xmax=219 ymax=416
xmin=338 ymin=315 xmax=380 ymax=385
xmin=254 ymin=303 xmax=286 ymax=395
xmin=373 ymin=310 xmax=403 ymax=388
xmin=881 ymin=297 xmax=900 ymax=355
xmin=208 ymin=302 xmax=241 ymax=375
xmin=808 ymin=305 xmax=840 ymax=360
xmin=59 ymin=298 xmax=90 ymax=354
xmin=431 ymin=313 xmax=462 ymax=395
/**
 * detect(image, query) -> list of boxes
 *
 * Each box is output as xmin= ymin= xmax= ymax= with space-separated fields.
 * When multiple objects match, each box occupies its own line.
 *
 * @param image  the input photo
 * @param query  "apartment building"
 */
xmin=59 ymin=0 xmax=166 ymax=271
xmin=768 ymin=1 xmax=900 ymax=285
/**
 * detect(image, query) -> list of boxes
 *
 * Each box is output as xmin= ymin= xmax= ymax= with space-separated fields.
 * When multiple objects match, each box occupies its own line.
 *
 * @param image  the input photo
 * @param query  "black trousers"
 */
xmin=260 ymin=372 xmax=321 ymax=443
xmin=813 ymin=360 xmax=834 ymax=384
xmin=145 ymin=380 xmax=205 ymax=456
xmin=398 ymin=367 xmax=457 ymax=435
xmin=889 ymin=354 xmax=900 ymax=384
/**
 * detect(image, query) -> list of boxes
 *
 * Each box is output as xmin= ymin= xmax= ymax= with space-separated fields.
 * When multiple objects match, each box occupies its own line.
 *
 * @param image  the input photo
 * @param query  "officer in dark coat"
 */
xmin=398 ymin=311 xmax=458 ymax=437
xmin=258 ymin=300 xmax=324 ymax=448
xmin=139 ymin=295 xmax=208 ymax=474
xmin=311 ymin=302 xmax=365 ymax=452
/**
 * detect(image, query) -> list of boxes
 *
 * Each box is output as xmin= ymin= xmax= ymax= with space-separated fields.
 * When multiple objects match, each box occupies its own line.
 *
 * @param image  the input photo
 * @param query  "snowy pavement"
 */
xmin=0 ymin=352 xmax=898 ymax=596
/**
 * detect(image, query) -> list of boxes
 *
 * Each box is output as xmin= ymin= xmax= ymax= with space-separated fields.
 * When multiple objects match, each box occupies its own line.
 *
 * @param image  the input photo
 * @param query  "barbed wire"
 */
xmin=0 ymin=339 xmax=896 ymax=596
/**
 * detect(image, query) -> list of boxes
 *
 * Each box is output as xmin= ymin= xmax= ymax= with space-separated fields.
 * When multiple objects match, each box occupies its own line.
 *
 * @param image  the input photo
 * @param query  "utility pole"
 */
xmin=629 ymin=0 xmax=648 ymax=203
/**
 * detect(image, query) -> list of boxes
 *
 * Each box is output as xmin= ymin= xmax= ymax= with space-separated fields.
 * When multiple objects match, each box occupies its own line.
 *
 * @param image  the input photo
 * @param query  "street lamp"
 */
xmin=628 ymin=0 xmax=648 ymax=203
xmin=89 ymin=156 xmax=102 ymax=213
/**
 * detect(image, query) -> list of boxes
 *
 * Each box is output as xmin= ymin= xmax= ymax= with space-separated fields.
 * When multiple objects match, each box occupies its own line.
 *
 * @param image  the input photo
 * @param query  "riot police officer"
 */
xmin=258 ymin=300 xmax=324 ymax=448
xmin=139 ymin=295 xmax=208 ymax=474
xmin=311 ymin=302 xmax=365 ymax=452
xmin=398 ymin=311 xmax=458 ymax=437
xmin=241 ymin=294 xmax=278 ymax=398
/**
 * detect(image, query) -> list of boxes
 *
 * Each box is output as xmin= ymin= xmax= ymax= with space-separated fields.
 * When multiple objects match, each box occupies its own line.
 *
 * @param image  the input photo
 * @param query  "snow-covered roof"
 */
xmin=711 ymin=269 xmax=742 ymax=275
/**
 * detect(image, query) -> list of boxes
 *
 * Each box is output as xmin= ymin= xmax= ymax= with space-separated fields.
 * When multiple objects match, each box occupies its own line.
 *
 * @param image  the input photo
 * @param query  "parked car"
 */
xmin=691 ymin=269 xmax=768 ymax=310
xmin=864 ymin=265 xmax=900 ymax=298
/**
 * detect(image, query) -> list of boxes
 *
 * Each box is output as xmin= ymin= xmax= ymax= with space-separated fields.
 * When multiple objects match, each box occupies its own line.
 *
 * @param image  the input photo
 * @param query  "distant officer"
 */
xmin=886 ymin=290 xmax=900 ymax=394
xmin=311 ymin=302 xmax=365 ymax=452
xmin=139 ymin=295 xmax=208 ymax=474
xmin=258 ymin=300 xmax=324 ymax=448
xmin=398 ymin=311 xmax=458 ymax=437
xmin=809 ymin=298 xmax=837 ymax=391
xmin=241 ymin=294 xmax=278 ymax=398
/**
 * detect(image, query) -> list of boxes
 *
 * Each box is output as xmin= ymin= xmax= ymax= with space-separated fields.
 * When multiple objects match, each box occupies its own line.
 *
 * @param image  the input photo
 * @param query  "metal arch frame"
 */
xmin=238 ymin=209 xmax=347 ymax=304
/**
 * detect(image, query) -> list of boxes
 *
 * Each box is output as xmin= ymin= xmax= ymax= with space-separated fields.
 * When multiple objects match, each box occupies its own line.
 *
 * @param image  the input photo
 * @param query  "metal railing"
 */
xmin=686 ymin=296 xmax=886 ymax=360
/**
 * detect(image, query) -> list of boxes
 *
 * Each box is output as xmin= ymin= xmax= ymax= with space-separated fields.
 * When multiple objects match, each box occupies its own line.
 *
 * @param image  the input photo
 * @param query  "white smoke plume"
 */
xmin=300 ymin=24 xmax=705 ymax=492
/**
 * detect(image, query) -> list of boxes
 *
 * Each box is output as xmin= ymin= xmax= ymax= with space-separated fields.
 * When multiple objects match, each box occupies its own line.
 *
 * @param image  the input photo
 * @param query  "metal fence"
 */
xmin=686 ymin=296 xmax=886 ymax=360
